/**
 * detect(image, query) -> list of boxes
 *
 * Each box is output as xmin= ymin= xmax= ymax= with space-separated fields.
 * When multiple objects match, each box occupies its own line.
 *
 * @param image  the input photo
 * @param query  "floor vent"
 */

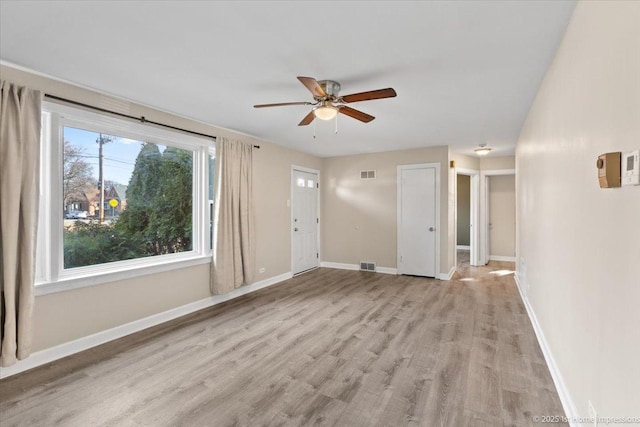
xmin=360 ymin=262 xmax=376 ymax=272
xmin=360 ymin=170 xmax=376 ymax=179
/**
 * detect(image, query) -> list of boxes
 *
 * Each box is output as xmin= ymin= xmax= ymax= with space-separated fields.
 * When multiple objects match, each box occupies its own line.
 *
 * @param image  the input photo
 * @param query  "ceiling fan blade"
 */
xmin=254 ymin=101 xmax=312 ymax=108
xmin=338 ymin=106 xmax=375 ymax=123
xmin=298 ymin=111 xmax=316 ymax=126
xmin=297 ymin=76 xmax=327 ymax=98
xmin=341 ymin=88 xmax=397 ymax=103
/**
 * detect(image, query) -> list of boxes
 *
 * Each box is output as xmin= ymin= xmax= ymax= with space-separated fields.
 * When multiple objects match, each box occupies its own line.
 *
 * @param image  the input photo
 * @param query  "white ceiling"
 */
xmin=0 ymin=1 xmax=575 ymax=158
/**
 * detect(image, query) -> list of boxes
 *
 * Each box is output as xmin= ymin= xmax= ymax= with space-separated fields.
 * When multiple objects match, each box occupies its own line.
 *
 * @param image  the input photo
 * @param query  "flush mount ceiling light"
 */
xmin=474 ymin=144 xmax=492 ymax=156
xmin=313 ymin=101 xmax=338 ymax=121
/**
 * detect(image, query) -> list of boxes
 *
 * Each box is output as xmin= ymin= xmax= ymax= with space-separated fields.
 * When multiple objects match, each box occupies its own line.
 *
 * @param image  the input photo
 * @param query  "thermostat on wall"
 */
xmin=621 ymin=150 xmax=640 ymax=186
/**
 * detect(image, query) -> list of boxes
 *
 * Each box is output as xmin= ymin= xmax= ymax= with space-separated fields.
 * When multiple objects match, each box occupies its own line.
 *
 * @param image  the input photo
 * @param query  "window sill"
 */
xmin=34 ymin=255 xmax=211 ymax=296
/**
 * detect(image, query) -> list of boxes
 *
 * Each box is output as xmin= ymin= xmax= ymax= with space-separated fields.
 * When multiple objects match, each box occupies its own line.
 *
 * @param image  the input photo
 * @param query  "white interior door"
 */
xmin=292 ymin=169 xmax=319 ymax=274
xmin=398 ymin=166 xmax=437 ymax=277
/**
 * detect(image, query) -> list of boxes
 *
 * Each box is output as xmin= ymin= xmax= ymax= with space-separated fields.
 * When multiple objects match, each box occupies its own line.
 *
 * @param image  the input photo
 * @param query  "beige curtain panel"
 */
xmin=210 ymin=137 xmax=255 ymax=295
xmin=0 ymin=81 xmax=42 ymax=367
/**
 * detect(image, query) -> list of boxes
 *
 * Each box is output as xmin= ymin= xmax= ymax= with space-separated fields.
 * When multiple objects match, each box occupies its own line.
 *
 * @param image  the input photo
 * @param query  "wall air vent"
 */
xmin=360 ymin=170 xmax=376 ymax=179
xmin=360 ymin=262 xmax=376 ymax=272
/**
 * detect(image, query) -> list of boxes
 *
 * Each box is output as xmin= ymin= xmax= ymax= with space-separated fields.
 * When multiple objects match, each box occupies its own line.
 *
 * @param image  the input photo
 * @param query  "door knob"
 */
xmin=294 ymin=228 xmax=299 ymax=232
xmin=429 ymin=227 xmax=435 ymax=232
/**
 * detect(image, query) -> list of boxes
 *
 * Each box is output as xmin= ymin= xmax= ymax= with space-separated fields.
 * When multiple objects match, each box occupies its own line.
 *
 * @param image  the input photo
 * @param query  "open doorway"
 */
xmin=487 ymin=174 xmax=516 ymax=262
xmin=480 ymin=169 xmax=516 ymax=264
xmin=457 ymin=174 xmax=471 ymax=266
xmin=455 ymin=168 xmax=480 ymax=267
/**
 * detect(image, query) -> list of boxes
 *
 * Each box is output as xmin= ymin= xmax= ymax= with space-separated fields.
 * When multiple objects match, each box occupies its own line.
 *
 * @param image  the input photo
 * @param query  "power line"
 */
xmin=104 ymin=157 xmax=135 ymax=165
xmin=83 ymin=162 xmax=133 ymax=172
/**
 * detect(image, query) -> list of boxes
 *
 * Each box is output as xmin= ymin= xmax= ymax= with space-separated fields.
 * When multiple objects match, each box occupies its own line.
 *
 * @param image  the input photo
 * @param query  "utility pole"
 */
xmin=96 ymin=134 xmax=114 ymax=224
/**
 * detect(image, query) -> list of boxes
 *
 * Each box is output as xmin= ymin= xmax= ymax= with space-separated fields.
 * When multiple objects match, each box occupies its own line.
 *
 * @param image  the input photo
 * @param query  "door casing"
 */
xmin=455 ymin=168 xmax=481 ymax=266
xmin=397 ymin=162 xmax=441 ymax=278
xmin=479 ymin=168 xmax=516 ymax=265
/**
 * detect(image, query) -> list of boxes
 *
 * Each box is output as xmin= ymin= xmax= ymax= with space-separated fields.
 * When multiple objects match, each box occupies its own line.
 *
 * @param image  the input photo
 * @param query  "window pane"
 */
xmin=208 ymin=154 xmax=215 ymax=201
xmin=297 ymin=178 xmax=305 ymax=187
xmin=62 ymin=126 xmax=193 ymax=269
xmin=307 ymin=179 xmax=314 ymax=188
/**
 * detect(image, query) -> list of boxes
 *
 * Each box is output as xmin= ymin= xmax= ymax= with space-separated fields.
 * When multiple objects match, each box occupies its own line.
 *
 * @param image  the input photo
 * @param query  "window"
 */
xmin=36 ymin=102 xmax=214 ymax=293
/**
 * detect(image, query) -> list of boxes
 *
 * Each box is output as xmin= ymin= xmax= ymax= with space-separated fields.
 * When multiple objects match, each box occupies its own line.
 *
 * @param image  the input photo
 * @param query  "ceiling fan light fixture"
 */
xmin=313 ymin=103 xmax=338 ymax=121
xmin=474 ymin=144 xmax=492 ymax=156
xmin=254 ymin=76 xmax=395 ymax=126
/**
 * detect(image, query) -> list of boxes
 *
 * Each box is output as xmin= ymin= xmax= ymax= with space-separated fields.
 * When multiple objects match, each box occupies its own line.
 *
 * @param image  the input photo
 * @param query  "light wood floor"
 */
xmin=0 ymin=263 xmax=566 ymax=426
xmin=457 ymin=249 xmax=471 ymax=266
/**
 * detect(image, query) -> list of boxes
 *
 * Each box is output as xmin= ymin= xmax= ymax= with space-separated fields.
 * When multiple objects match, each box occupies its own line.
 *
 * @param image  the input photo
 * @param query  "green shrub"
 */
xmin=64 ymin=221 xmax=146 ymax=268
xmin=64 ymin=142 xmax=193 ymax=268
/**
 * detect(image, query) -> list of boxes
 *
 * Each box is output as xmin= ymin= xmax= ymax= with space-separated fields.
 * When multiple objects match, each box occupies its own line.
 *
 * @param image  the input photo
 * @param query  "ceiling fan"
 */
xmin=254 ymin=76 xmax=397 ymax=126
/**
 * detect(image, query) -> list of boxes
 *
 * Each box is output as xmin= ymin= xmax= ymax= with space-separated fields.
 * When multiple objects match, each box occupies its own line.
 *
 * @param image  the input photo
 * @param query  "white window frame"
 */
xmin=208 ymin=148 xmax=216 ymax=250
xmin=35 ymin=102 xmax=213 ymax=296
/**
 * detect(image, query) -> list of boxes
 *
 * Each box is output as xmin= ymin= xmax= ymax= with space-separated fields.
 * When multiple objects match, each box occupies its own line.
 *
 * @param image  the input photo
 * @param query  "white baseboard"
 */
xmin=323 ymin=261 xmax=450 ymax=280
xmin=514 ymin=274 xmax=578 ymax=427
xmin=376 ymin=266 xmax=398 ymax=275
xmin=0 ymin=271 xmax=293 ymax=380
xmin=323 ymin=260 xmax=450 ymax=280
xmin=438 ymin=266 xmax=456 ymax=281
xmin=489 ymin=255 xmax=516 ymax=262
xmin=320 ymin=262 xmax=397 ymax=275
xmin=320 ymin=262 xmax=360 ymax=271
xmin=456 ymin=245 xmax=470 ymax=250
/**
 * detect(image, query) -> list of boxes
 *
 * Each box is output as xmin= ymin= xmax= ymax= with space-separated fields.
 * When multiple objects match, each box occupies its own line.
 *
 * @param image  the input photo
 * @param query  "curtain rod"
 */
xmin=43 ymin=94 xmax=260 ymax=149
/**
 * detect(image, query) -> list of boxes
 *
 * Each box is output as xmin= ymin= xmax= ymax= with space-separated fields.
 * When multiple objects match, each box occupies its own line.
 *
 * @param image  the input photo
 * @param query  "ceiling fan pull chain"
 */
xmin=313 ymin=121 xmax=316 ymax=139
xmin=335 ymin=114 xmax=338 ymax=134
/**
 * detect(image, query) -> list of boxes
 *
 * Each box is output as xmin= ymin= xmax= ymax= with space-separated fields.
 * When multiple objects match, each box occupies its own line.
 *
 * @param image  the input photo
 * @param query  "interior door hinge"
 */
xmin=316 ymin=182 xmax=319 ymax=188
xmin=317 ymin=252 xmax=319 ymax=258
xmin=316 ymin=218 xmax=319 ymax=223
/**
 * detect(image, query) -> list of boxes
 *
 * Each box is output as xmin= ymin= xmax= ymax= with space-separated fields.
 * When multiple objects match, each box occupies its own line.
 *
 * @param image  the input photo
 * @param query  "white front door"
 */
xmin=398 ymin=166 xmax=437 ymax=277
xmin=292 ymin=169 xmax=319 ymax=274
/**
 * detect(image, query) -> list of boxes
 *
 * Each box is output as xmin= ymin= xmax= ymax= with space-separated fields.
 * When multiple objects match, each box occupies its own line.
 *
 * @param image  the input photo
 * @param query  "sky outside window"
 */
xmin=64 ymin=127 xmax=168 ymax=185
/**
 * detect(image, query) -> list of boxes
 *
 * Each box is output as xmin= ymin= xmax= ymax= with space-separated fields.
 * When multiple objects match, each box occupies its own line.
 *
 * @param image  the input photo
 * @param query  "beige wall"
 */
xmin=516 ymin=0 xmax=640 ymax=418
xmin=1 ymin=64 xmax=322 ymax=351
xmin=322 ymin=146 xmax=453 ymax=275
xmin=480 ymin=155 xmax=515 ymax=171
xmin=452 ymin=153 xmax=480 ymax=170
xmin=488 ymin=175 xmax=515 ymax=257
xmin=456 ymin=175 xmax=471 ymax=246
xmin=451 ymin=153 xmax=514 ymax=172
xmin=33 ymin=264 xmax=210 ymax=350
xmin=253 ymin=142 xmax=322 ymax=280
